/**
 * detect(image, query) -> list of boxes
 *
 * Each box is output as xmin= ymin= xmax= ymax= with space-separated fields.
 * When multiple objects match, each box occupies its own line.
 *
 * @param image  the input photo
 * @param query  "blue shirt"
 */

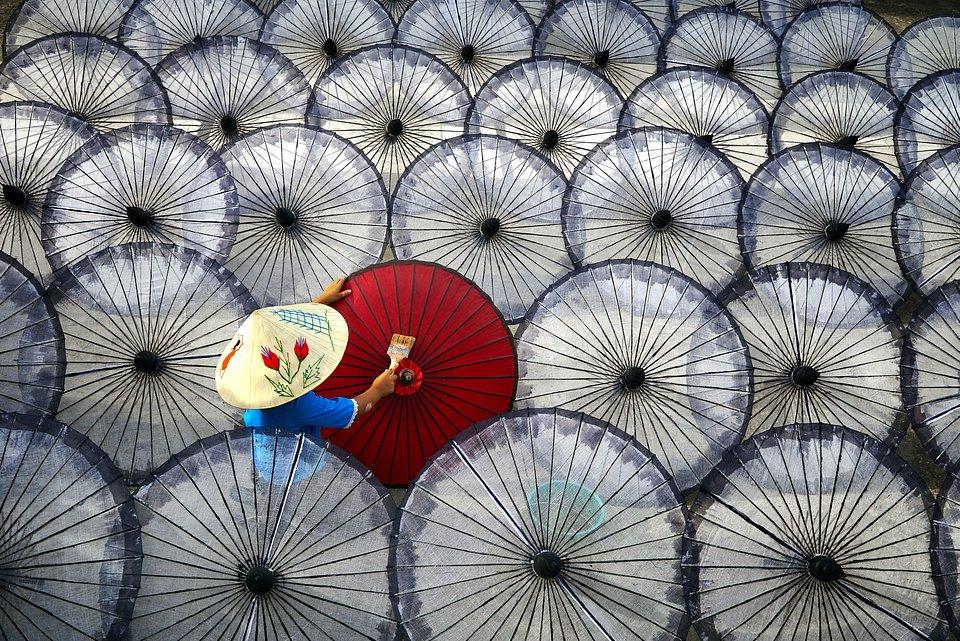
xmin=243 ymin=393 xmax=358 ymax=438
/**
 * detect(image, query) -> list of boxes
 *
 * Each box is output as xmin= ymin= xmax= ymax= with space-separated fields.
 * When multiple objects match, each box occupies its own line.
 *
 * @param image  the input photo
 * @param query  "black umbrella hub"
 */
xmin=394 ymin=358 xmax=423 ymax=397
xmin=220 ymin=114 xmax=240 ymax=138
xmin=650 ymin=209 xmax=672 ymax=231
xmin=620 ymin=366 xmax=645 ymax=390
xmin=593 ymin=50 xmax=610 ymax=70
xmin=716 ymin=58 xmax=736 ymax=75
xmin=479 ymin=217 xmax=501 ymax=238
xmin=808 ymin=554 xmax=843 ymax=582
xmin=790 ymin=364 xmax=819 ymax=387
xmin=460 ymin=45 xmax=476 ymax=63
xmin=696 ymin=133 xmax=714 ymax=147
xmin=133 ymin=350 xmax=163 ymax=375
xmin=834 ymin=135 xmax=859 ymax=150
xmin=532 ymin=550 xmax=563 ymax=579
xmin=837 ymin=58 xmax=860 ymax=72
xmin=126 ymin=205 xmax=155 ymax=228
xmin=2 ymin=184 xmax=27 ymax=209
xmin=386 ymin=118 xmax=404 ymax=139
xmin=541 ymin=129 xmax=560 ymax=151
xmin=244 ymin=565 xmax=276 ymax=595
xmin=275 ymin=206 xmax=298 ymax=230
xmin=824 ymin=221 xmax=849 ymax=242
xmin=323 ymin=38 xmax=339 ymax=59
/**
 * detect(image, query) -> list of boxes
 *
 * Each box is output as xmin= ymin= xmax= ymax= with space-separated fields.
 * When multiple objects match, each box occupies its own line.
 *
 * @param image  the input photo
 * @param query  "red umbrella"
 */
xmin=318 ymin=261 xmax=517 ymax=485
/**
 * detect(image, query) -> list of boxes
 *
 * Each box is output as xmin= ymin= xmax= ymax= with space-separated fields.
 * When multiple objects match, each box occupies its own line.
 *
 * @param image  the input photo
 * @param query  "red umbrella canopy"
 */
xmin=319 ymin=261 xmax=517 ymax=485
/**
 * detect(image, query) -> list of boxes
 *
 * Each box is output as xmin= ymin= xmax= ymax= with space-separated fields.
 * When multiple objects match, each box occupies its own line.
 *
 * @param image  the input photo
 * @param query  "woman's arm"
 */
xmin=352 ymin=368 xmax=397 ymax=417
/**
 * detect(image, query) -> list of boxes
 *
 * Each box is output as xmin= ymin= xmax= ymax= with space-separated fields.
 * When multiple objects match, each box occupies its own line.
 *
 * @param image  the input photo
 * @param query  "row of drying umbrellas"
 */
xmin=8 ymin=408 xmax=960 ymax=640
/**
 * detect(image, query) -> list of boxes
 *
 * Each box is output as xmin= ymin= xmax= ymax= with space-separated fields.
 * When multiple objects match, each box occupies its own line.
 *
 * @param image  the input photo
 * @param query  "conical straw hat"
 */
xmin=216 ymin=303 xmax=349 ymax=409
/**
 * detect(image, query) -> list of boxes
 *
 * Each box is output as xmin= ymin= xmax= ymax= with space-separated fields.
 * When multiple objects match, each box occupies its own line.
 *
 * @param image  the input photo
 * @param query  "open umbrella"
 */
xmin=395 ymin=408 xmax=690 ymax=641
xmin=894 ymin=144 xmax=960 ymax=296
xmin=660 ymin=6 xmax=781 ymax=112
xmin=310 ymin=45 xmax=471 ymax=192
xmin=130 ymin=428 xmax=397 ymax=641
xmin=45 ymin=242 xmax=257 ymax=482
xmin=118 ymin=0 xmax=264 ymax=66
xmin=632 ymin=0 xmax=671 ymax=35
xmin=0 ymin=252 xmax=63 ymax=415
xmin=778 ymin=3 xmax=895 ymax=89
xmin=673 ymin=0 xmax=761 ymax=20
xmin=0 ymin=34 xmax=170 ymax=132
xmin=249 ymin=0 xmax=280 ymax=14
xmin=740 ymin=144 xmax=905 ymax=305
xmin=3 ymin=0 xmax=132 ymax=55
xmin=157 ymin=36 xmax=312 ymax=150
xmin=760 ymin=0 xmax=861 ymax=37
xmin=397 ymin=0 xmax=535 ymax=96
xmin=533 ymin=0 xmax=660 ymax=99
xmin=517 ymin=0 xmax=553 ymax=24
xmin=378 ymin=0 xmax=413 ymax=22
xmin=515 ymin=259 xmax=752 ymax=493
xmin=564 ymin=126 xmax=745 ymax=293
xmin=933 ymin=465 xmax=960 ymax=638
xmin=770 ymin=70 xmax=899 ymax=177
xmin=468 ymin=57 xmax=624 ymax=178
xmin=620 ymin=67 xmax=769 ymax=179
xmin=0 ymin=101 xmax=97 ymax=284
xmin=391 ymin=134 xmax=570 ymax=323
xmin=42 ymin=123 xmax=239 ymax=273
xmin=220 ymin=124 xmax=388 ymax=306
xmin=260 ymin=0 xmax=394 ymax=86
xmin=686 ymin=422 xmax=947 ymax=641
xmin=888 ymin=15 xmax=960 ymax=100
xmin=719 ymin=262 xmax=905 ymax=445
xmin=896 ymin=70 xmax=960 ymax=177
xmin=315 ymin=261 xmax=517 ymax=486
xmin=0 ymin=412 xmax=141 ymax=641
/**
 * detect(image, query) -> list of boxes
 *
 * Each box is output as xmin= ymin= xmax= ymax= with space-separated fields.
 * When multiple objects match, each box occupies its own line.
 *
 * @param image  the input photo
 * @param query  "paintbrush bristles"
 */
xmin=387 ymin=334 xmax=416 ymax=366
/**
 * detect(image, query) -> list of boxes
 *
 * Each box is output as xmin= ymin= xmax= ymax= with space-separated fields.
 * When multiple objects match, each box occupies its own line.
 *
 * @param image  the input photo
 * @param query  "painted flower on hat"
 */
xmin=294 ymin=337 xmax=308 ymax=362
xmin=261 ymin=346 xmax=280 ymax=371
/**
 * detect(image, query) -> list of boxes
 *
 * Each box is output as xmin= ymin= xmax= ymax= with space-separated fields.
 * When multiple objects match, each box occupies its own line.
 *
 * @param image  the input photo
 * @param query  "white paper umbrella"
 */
xmin=760 ymin=0 xmax=861 ymax=37
xmin=894 ymin=144 xmax=960 ymax=296
xmin=131 ymin=428 xmax=397 ymax=641
xmin=517 ymin=0 xmax=553 ymax=24
xmin=0 ymin=412 xmax=142 ymax=641
xmin=719 ymin=261 xmax=905 ymax=445
xmin=468 ymin=57 xmax=624 ymax=178
xmin=397 ymin=0 xmax=534 ymax=96
xmin=157 ymin=35 xmax=312 ymax=150
xmin=0 ymin=252 xmax=63 ymax=415
xmin=395 ymin=408 xmax=690 ymax=641
xmin=391 ymin=134 xmax=572 ymax=323
xmin=45 ymin=242 xmax=258 ymax=482
xmin=895 ymin=70 xmax=960 ymax=177
xmin=778 ymin=3 xmax=895 ymax=89
xmin=564 ymin=126 xmax=745 ymax=293
xmin=221 ymin=124 xmax=388 ymax=306
xmin=260 ymin=0 xmax=394 ymax=86
xmin=118 ymin=0 xmax=264 ymax=66
xmin=0 ymin=34 xmax=170 ymax=132
xmin=3 ymin=0 xmax=133 ymax=55
xmin=533 ymin=0 xmax=660 ymax=99
xmin=249 ymin=0 xmax=280 ymax=14
xmin=932 ymin=463 xmax=960 ymax=639
xmin=673 ymin=0 xmax=761 ymax=20
xmin=0 ymin=101 xmax=97 ymax=285
xmin=660 ymin=6 xmax=781 ymax=112
xmin=888 ymin=15 xmax=960 ymax=100
xmin=310 ymin=45 xmax=471 ymax=192
xmin=687 ymin=423 xmax=947 ymax=641
xmin=740 ymin=144 xmax=905 ymax=305
xmin=515 ymin=259 xmax=752 ymax=492
xmin=770 ymin=70 xmax=899 ymax=176
xmin=621 ymin=67 xmax=769 ymax=179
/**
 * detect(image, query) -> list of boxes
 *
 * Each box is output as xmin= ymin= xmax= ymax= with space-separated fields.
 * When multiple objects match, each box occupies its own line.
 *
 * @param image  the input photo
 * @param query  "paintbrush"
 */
xmin=387 ymin=334 xmax=416 ymax=369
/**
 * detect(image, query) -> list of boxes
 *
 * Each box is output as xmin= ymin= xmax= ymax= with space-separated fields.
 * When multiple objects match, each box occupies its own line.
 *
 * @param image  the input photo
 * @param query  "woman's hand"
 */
xmin=371 ymin=367 xmax=397 ymax=399
xmin=312 ymin=278 xmax=352 ymax=305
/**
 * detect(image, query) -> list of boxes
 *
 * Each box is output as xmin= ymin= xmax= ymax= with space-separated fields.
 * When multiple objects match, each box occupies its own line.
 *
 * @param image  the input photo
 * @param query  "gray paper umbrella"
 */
xmin=740 ymin=144 xmax=905 ymax=305
xmin=0 ymin=101 xmax=97 ymax=285
xmin=517 ymin=0 xmax=553 ymax=24
xmin=42 ymin=124 xmax=239 ymax=273
xmin=157 ymin=36 xmax=312 ymax=150
xmin=770 ymin=70 xmax=899 ymax=177
xmin=760 ymin=0 xmax=860 ymax=37
xmin=0 ymin=252 xmax=63 ymax=415
xmin=533 ymin=0 xmax=660 ymax=99
xmin=719 ymin=262 xmax=905 ymax=445
xmin=250 ymin=0 xmax=280 ymax=14
xmin=3 ymin=0 xmax=132 ymax=55
xmin=888 ymin=15 xmax=960 ymax=100
xmin=564 ymin=126 xmax=745 ymax=293
xmin=631 ymin=0 xmax=671 ymax=35
xmin=660 ymin=6 xmax=781 ymax=112
xmin=0 ymin=412 xmax=141 ymax=641
xmin=395 ymin=408 xmax=689 ymax=641
xmin=377 ymin=0 xmax=413 ymax=22
xmin=131 ymin=428 xmax=397 ymax=641
xmin=220 ymin=125 xmax=388 ymax=306
xmin=934 ymin=465 xmax=960 ymax=638
xmin=686 ymin=423 xmax=947 ymax=641
xmin=468 ymin=57 xmax=623 ymax=178
xmin=0 ymin=35 xmax=170 ymax=132
xmin=260 ymin=0 xmax=394 ymax=86
xmin=45 ymin=242 xmax=257 ymax=482
xmin=620 ymin=67 xmax=769 ymax=179
xmin=118 ymin=0 xmax=264 ymax=67
xmin=896 ymin=70 xmax=960 ymax=177
xmin=895 ymin=145 xmax=960 ymax=296
xmin=778 ymin=3 xmax=895 ymax=89
xmin=397 ymin=0 xmax=534 ymax=96
xmin=673 ymin=0 xmax=760 ymax=20
xmin=391 ymin=134 xmax=571 ymax=323
xmin=311 ymin=45 xmax=471 ymax=192
xmin=515 ymin=260 xmax=752 ymax=493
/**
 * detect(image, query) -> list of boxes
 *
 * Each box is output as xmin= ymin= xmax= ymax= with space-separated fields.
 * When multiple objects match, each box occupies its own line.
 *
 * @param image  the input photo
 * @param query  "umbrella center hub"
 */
xmin=696 ymin=133 xmax=714 ymax=147
xmin=126 ymin=205 xmax=155 ymax=228
xmin=2 ymin=184 xmax=27 ymax=209
xmin=460 ymin=44 xmax=476 ymax=62
xmin=394 ymin=358 xmax=423 ymax=396
xmin=650 ymin=209 xmax=672 ymax=230
xmin=244 ymin=566 xmax=276 ymax=595
xmin=387 ymin=118 xmax=404 ymax=138
xmin=791 ymin=364 xmax=819 ymax=387
xmin=824 ymin=221 xmax=849 ymax=242
xmin=837 ymin=58 xmax=859 ymax=72
xmin=220 ymin=114 xmax=240 ymax=137
xmin=541 ymin=129 xmax=560 ymax=151
xmin=133 ymin=350 xmax=162 ymax=374
xmin=480 ymin=217 xmax=501 ymax=238
xmin=275 ymin=206 xmax=298 ymax=229
xmin=323 ymin=38 xmax=338 ymax=59
xmin=808 ymin=554 xmax=843 ymax=582
xmin=835 ymin=135 xmax=858 ymax=149
xmin=620 ymin=366 xmax=645 ymax=390
xmin=717 ymin=58 xmax=736 ymax=75
xmin=593 ymin=49 xmax=610 ymax=69
xmin=532 ymin=550 xmax=563 ymax=579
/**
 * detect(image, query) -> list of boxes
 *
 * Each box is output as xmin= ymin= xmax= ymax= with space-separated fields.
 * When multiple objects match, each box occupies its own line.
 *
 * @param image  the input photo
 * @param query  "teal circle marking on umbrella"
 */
xmin=526 ymin=479 xmax=606 ymax=540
